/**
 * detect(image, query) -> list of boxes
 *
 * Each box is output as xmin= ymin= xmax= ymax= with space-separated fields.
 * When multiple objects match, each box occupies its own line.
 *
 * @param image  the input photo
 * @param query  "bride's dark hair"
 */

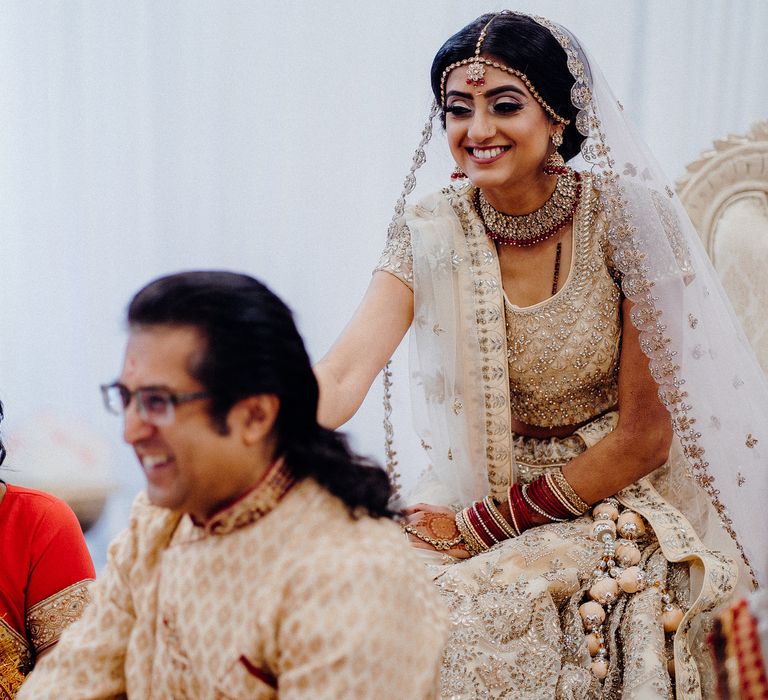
xmin=430 ymin=12 xmax=584 ymax=161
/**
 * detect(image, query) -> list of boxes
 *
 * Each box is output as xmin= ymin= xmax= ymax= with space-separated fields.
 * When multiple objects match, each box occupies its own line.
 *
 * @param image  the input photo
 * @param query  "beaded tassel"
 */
xmin=580 ymin=499 xmax=684 ymax=682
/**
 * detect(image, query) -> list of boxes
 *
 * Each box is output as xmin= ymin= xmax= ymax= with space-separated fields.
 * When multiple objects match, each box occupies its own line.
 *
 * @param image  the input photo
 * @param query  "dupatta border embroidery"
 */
xmin=443 ymin=184 xmax=513 ymax=500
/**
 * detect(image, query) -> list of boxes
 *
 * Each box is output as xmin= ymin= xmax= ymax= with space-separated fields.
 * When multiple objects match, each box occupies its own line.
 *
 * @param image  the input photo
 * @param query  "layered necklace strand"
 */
xmin=475 ymin=168 xmax=581 ymax=247
xmin=551 ymin=241 xmax=562 ymax=295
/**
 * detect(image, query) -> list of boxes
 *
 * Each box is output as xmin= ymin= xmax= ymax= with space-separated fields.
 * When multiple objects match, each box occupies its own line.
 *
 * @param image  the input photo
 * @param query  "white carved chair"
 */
xmin=677 ymin=120 xmax=768 ymax=373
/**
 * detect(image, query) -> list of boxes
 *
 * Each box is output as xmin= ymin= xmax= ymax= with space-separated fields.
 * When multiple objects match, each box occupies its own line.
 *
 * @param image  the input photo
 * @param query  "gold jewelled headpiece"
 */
xmin=439 ymin=12 xmax=571 ymax=126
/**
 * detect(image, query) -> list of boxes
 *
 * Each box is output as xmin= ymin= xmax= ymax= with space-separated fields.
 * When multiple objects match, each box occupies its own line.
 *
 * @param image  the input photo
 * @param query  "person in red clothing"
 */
xmin=710 ymin=590 xmax=768 ymax=700
xmin=0 ymin=400 xmax=95 ymax=698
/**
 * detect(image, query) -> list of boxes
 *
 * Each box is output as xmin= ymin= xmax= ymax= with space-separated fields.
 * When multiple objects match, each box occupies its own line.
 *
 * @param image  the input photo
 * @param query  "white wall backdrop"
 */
xmin=1 ymin=0 xmax=766 ymax=568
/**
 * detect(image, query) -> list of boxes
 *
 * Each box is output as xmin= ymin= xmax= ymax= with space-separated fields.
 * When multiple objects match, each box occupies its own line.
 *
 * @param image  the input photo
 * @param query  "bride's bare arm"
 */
xmin=315 ymin=271 xmax=413 ymax=429
xmin=560 ymin=297 xmax=673 ymax=504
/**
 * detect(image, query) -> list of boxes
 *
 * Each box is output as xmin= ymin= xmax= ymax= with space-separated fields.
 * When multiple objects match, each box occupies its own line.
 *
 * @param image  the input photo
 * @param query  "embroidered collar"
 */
xmin=194 ymin=457 xmax=296 ymax=536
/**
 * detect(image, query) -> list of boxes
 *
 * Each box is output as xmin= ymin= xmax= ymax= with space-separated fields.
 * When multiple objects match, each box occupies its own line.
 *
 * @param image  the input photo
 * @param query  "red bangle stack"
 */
xmin=456 ymin=495 xmax=519 ymax=555
xmin=455 ymin=471 xmax=589 ymax=556
xmin=525 ymin=478 xmax=572 ymax=522
xmin=471 ymin=501 xmax=503 ymax=545
xmin=508 ymin=471 xmax=589 ymax=534
xmin=508 ymin=483 xmax=537 ymax=532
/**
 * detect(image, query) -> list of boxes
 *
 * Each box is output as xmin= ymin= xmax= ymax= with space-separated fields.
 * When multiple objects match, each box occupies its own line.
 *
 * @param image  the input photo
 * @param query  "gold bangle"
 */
xmin=551 ymin=469 xmax=589 ymax=514
xmin=483 ymin=496 xmax=518 ymax=538
xmin=461 ymin=506 xmax=490 ymax=553
xmin=544 ymin=472 xmax=583 ymax=516
xmin=462 ymin=507 xmax=491 ymax=552
xmin=455 ymin=510 xmax=485 ymax=556
xmin=401 ymin=523 xmax=464 ymax=551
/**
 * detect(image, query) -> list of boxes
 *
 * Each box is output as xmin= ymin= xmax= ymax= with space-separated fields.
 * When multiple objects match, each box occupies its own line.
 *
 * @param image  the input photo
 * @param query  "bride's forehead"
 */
xmin=444 ymin=64 xmax=529 ymax=93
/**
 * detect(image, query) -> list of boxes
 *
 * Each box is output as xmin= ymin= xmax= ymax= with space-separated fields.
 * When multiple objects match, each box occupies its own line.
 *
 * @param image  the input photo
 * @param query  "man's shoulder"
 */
xmin=272 ymin=482 xmax=447 ymax=644
xmin=283 ymin=479 xmax=398 ymax=539
xmin=280 ymin=480 xmax=428 ymax=583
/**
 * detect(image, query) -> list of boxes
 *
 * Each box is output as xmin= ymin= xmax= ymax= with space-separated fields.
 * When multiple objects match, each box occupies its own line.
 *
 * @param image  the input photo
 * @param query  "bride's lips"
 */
xmin=466 ymin=145 xmax=510 ymax=164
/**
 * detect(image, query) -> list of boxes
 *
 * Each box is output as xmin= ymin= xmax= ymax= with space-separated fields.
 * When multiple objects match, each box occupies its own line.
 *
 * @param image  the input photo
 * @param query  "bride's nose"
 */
xmin=467 ymin=108 xmax=496 ymax=142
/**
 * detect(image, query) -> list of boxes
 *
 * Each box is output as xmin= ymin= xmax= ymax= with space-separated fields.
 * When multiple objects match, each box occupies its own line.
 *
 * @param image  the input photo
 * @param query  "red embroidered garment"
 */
xmin=0 ymin=483 xmax=94 ymax=698
xmin=711 ymin=591 xmax=768 ymax=700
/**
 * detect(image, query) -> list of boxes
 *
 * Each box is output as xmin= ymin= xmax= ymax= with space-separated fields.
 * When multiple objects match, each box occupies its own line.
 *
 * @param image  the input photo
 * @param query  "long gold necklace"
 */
xmin=475 ymin=169 xmax=581 ymax=247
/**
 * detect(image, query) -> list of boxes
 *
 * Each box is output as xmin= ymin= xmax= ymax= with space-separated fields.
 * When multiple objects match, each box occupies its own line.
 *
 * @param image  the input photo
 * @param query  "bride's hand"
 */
xmin=402 ymin=504 xmax=470 ymax=559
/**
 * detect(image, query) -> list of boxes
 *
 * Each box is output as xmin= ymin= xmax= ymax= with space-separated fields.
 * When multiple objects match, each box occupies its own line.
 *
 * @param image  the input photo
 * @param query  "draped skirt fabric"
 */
xmin=415 ymin=417 xmax=737 ymax=700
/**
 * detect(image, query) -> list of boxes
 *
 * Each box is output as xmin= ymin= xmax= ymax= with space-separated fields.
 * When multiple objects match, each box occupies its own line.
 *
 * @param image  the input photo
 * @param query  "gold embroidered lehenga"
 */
xmin=378 ymin=179 xmax=738 ymax=698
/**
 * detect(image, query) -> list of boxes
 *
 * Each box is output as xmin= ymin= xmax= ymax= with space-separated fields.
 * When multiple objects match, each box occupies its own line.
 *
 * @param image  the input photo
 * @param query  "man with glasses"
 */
xmin=20 ymin=271 xmax=446 ymax=699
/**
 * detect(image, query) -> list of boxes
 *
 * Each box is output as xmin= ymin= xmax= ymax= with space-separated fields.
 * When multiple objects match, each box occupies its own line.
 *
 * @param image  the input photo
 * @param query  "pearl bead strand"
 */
xmin=579 ymin=498 xmax=684 ymax=682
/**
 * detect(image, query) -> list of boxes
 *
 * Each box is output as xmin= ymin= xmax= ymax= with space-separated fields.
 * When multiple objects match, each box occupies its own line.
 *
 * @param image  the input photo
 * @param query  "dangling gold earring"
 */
xmin=543 ymin=131 xmax=566 ymax=175
xmin=451 ymin=165 xmax=467 ymax=181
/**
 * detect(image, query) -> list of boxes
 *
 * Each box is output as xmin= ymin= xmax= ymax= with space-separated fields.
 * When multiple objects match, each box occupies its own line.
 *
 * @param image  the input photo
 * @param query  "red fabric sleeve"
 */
xmin=25 ymin=492 xmax=96 ymax=609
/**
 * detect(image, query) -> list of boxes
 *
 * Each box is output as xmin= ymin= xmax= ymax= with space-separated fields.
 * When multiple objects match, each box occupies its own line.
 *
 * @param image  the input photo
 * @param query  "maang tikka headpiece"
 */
xmin=439 ymin=11 xmax=571 ymax=126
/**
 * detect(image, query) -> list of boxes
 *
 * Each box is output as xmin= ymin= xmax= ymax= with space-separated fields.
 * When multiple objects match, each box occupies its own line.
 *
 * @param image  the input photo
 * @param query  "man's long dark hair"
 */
xmin=127 ymin=271 xmax=395 ymax=518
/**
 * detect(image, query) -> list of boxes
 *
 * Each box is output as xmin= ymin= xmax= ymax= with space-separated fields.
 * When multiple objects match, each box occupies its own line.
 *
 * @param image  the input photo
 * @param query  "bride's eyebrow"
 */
xmin=485 ymin=85 xmax=527 ymax=98
xmin=445 ymin=85 xmax=527 ymax=100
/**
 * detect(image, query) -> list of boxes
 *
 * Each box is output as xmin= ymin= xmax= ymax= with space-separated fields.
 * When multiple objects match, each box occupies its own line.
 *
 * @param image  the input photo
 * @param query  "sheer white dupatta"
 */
xmin=406 ymin=192 xmax=491 ymax=508
xmin=535 ymin=16 xmax=768 ymax=588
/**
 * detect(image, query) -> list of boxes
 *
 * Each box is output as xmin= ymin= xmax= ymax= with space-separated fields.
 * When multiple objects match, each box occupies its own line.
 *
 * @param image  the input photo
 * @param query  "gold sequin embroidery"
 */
xmin=26 ymin=579 xmax=93 ymax=654
xmin=501 ymin=179 xmax=622 ymax=427
xmin=0 ymin=619 xmax=31 ymax=696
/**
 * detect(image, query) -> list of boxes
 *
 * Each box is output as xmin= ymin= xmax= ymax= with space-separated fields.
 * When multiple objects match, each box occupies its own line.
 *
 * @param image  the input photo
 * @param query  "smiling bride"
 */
xmin=315 ymin=10 xmax=768 ymax=699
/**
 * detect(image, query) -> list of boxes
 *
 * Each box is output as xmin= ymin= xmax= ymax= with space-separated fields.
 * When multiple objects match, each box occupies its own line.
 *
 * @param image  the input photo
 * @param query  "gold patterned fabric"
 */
xmin=378 ymin=180 xmax=737 ymax=697
xmin=0 ymin=581 xmax=91 ymax=699
xmin=26 ymin=581 xmax=92 ymax=656
xmin=416 ymin=419 xmax=736 ymax=700
xmin=18 ymin=470 xmax=448 ymax=700
xmin=378 ymin=177 xmax=621 ymax=429
xmin=503 ymin=183 xmax=621 ymax=427
xmin=0 ymin=621 xmax=30 ymax=699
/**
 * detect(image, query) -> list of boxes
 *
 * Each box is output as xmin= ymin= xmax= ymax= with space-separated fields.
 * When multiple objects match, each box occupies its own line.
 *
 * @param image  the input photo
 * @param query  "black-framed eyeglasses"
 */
xmin=100 ymin=382 xmax=211 ymax=427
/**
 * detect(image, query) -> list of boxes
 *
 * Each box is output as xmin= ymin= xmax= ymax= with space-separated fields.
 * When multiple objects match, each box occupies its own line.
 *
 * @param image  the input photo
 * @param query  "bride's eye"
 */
xmin=445 ymin=104 xmax=472 ymax=117
xmin=493 ymin=101 xmax=523 ymax=115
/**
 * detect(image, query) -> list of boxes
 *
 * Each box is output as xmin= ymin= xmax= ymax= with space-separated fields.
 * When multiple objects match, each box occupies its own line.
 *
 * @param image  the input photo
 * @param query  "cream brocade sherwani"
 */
xmin=19 ymin=464 xmax=448 ymax=699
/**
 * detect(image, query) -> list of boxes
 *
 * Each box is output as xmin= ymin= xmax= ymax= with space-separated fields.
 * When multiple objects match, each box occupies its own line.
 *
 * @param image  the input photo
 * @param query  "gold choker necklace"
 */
xmin=475 ymin=169 xmax=581 ymax=247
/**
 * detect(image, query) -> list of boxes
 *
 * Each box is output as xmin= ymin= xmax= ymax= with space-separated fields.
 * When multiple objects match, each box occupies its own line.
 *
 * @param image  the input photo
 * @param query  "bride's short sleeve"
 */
xmin=374 ymin=219 xmax=413 ymax=289
xmin=596 ymin=207 xmax=624 ymax=287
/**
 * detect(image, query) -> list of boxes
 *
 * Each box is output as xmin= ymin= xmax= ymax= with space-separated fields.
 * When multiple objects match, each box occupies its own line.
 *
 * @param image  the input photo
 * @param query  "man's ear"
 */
xmin=230 ymin=394 xmax=280 ymax=445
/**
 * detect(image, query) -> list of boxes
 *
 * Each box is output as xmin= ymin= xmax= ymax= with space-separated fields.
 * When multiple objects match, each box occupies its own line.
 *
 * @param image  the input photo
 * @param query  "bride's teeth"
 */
xmin=474 ymin=147 xmax=503 ymax=158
